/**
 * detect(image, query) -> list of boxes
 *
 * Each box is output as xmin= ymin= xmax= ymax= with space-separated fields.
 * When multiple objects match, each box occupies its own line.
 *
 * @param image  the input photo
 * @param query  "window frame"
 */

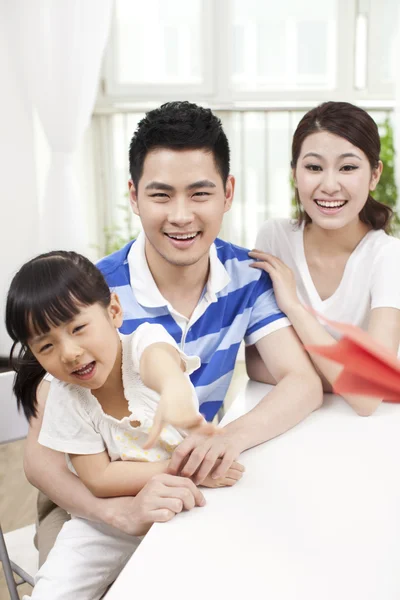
xmin=98 ymin=0 xmax=397 ymax=107
xmin=102 ymin=0 xmax=217 ymax=101
xmin=366 ymin=0 xmax=397 ymax=98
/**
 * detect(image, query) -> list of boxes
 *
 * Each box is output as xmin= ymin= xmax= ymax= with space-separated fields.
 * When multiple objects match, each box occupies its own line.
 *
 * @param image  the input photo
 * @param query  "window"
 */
xmin=91 ymin=0 xmax=399 ymax=253
xmin=104 ymin=0 xmax=214 ymax=98
xmin=367 ymin=0 xmax=400 ymax=95
xmin=101 ymin=0 xmax=398 ymax=103
xmin=231 ymin=0 xmax=337 ymax=93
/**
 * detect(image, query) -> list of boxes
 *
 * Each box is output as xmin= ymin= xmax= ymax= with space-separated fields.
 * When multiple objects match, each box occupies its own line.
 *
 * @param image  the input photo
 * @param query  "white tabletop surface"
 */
xmin=105 ymin=382 xmax=400 ymax=599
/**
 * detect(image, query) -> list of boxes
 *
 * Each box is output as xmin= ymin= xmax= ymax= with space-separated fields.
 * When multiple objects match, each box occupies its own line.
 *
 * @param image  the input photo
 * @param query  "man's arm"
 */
xmin=169 ymin=326 xmax=323 ymax=482
xmin=245 ymin=343 xmax=276 ymax=384
xmin=223 ymin=325 xmax=323 ymax=448
xmin=24 ymin=381 xmax=205 ymax=535
xmin=245 ymin=343 xmax=332 ymax=391
xmin=24 ymin=380 xmax=108 ymax=520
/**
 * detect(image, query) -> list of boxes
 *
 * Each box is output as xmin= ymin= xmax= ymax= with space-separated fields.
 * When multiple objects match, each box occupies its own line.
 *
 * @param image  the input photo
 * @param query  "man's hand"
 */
xmin=168 ymin=432 xmax=243 ymax=484
xmin=103 ymin=474 xmax=205 ymax=536
xmin=200 ymin=459 xmax=245 ymax=488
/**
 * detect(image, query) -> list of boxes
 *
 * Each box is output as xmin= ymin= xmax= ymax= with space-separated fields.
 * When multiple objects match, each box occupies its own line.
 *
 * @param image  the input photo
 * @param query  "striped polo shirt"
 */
xmin=97 ymin=232 xmax=290 ymax=421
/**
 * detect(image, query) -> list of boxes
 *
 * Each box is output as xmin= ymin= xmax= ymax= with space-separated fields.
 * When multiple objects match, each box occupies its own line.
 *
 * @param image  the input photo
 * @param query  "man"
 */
xmin=25 ymin=101 xmax=322 ymax=566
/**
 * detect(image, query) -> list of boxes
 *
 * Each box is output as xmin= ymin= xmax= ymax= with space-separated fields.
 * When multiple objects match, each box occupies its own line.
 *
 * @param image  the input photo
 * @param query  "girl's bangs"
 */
xmin=25 ymin=291 xmax=84 ymax=340
xmin=9 ymin=279 xmax=97 ymax=345
xmin=6 ymin=250 xmax=111 ymax=347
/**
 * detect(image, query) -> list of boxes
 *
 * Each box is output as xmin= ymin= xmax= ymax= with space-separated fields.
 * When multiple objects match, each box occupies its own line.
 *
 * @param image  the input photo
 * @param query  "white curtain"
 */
xmin=12 ymin=0 xmax=113 ymax=253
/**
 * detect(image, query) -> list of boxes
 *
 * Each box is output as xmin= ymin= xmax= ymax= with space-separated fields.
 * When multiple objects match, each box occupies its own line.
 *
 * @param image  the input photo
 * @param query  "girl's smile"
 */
xmin=71 ymin=360 xmax=97 ymax=381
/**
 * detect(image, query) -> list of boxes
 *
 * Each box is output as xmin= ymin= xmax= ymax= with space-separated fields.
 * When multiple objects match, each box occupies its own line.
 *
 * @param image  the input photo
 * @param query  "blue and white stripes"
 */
xmin=97 ymin=237 xmax=289 ymax=421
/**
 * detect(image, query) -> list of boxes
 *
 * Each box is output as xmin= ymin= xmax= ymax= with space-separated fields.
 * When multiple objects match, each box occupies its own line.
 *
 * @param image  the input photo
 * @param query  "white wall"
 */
xmin=0 ymin=0 xmax=40 ymax=356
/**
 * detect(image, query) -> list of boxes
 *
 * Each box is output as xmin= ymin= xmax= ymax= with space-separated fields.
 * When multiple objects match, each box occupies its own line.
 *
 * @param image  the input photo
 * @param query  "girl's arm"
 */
xmin=25 ymin=381 xmax=194 ymax=529
xmin=70 ymin=451 xmax=170 ymax=497
xmin=71 ymin=342 xmax=213 ymax=498
xmin=249 ymin=251 xmax=400 ymax=416
xmin=140 ymin=342 xmax=215 ymax=448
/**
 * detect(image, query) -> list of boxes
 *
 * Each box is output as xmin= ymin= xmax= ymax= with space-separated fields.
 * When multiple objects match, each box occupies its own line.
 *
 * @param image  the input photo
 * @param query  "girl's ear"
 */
xmin=369 ymin=160 xmax=383 ymax=191
xmin=108 ymin=293 xmax=124 ymax=328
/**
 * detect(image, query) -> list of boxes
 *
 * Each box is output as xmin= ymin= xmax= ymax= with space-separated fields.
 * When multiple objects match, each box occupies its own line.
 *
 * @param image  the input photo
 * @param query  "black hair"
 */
xmin=291 ymin=101 xmax=392 ymax=231
xmin=5 ymin=251 xmax=111 ymax=421
xmin=129 ymin=101 xmax=230 ymax=189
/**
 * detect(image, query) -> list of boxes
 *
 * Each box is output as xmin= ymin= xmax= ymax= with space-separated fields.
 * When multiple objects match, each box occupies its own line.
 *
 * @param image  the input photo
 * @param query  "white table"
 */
xmin=105 ymin=382 xmax=400 ymax=599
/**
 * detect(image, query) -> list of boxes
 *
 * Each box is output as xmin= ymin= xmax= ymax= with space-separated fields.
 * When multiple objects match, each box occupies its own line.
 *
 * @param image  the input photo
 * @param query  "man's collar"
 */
xmin=127 ymin=232 xmax=167 ymax=308
xmin=206 ymin=242 xmax=231 ymax=302
xmin=127 ymin=231 xmax=230 ymax=308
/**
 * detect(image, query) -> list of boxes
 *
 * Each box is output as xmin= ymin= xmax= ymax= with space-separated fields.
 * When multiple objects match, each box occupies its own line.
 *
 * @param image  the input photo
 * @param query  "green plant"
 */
xmin=375 ymin=116 xmax=400 ymax=231
xmin=104 ymin=202 xmax=139 ymax=254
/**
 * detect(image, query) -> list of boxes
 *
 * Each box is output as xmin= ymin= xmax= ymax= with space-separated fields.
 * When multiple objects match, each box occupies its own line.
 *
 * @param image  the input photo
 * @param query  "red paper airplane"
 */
xmin=306 ymin=316 xmax=400 ymax=401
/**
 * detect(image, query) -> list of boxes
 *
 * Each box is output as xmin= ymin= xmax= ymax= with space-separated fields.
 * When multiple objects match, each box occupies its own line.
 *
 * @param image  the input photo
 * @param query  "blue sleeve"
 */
xmin=244 ymin=271 xmax=291 ymax=345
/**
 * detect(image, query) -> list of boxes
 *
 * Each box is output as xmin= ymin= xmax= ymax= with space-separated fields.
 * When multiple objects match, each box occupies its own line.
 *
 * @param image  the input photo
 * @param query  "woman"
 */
xmin=248 ymin=101 xmax=400 ymax=416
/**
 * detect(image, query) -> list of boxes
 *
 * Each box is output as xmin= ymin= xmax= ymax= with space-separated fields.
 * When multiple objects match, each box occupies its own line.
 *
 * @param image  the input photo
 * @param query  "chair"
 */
xmin=0 ymin=371 xmax=38 ymax=599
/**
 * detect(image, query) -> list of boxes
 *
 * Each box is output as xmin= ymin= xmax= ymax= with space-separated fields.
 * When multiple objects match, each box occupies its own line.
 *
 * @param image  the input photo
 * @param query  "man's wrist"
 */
xmin=221 ymin=426 xmax=248 ymax=455
xmin=100 ymin=496 xmax=148 ymax=535
xmin=89 ymin=495 xmax=137 ymax=531
xmin=89 ymin=496 xmax=113 ymax=526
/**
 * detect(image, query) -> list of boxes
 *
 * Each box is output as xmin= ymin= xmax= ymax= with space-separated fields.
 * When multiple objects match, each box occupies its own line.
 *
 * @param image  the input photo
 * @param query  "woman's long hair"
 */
xmin=291 ymin=101 xmax=393 ymax=231
xmin=6 ymin=251 xmax=111 ymax=421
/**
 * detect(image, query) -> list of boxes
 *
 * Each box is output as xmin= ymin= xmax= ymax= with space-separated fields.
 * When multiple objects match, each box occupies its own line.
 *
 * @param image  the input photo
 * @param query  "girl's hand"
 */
xmin=200 ymin=459 xmax=245 ymax=488
xmin=144 ymin=378 xmax=217 ymax=449
xmin=249 ymin=250 xmax=301 ymax=316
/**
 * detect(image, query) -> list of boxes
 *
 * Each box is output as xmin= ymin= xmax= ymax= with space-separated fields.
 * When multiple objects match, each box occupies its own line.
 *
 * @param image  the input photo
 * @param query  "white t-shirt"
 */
xmin=255 ymin=218 xmax=400 ymax=332
xmin=39 ymin=323 xmax=200 ymax=471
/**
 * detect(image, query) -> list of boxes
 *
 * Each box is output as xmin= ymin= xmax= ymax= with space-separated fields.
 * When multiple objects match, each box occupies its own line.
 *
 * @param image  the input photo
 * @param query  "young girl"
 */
xmin=6 ymin=250 xmax=244 ymax=600
xmin=248 ymin=101 xmax=400 ymax=416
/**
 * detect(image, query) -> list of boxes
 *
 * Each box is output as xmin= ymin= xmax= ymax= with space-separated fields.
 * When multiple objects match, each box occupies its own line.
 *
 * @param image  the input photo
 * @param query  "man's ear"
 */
xmin=108 ymin=292 xmax=124 ymax=328
xmin=224 ymin=175 xmax=235 ymax=213
xmin=128 ymin=180 xmax=140 ymax=216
